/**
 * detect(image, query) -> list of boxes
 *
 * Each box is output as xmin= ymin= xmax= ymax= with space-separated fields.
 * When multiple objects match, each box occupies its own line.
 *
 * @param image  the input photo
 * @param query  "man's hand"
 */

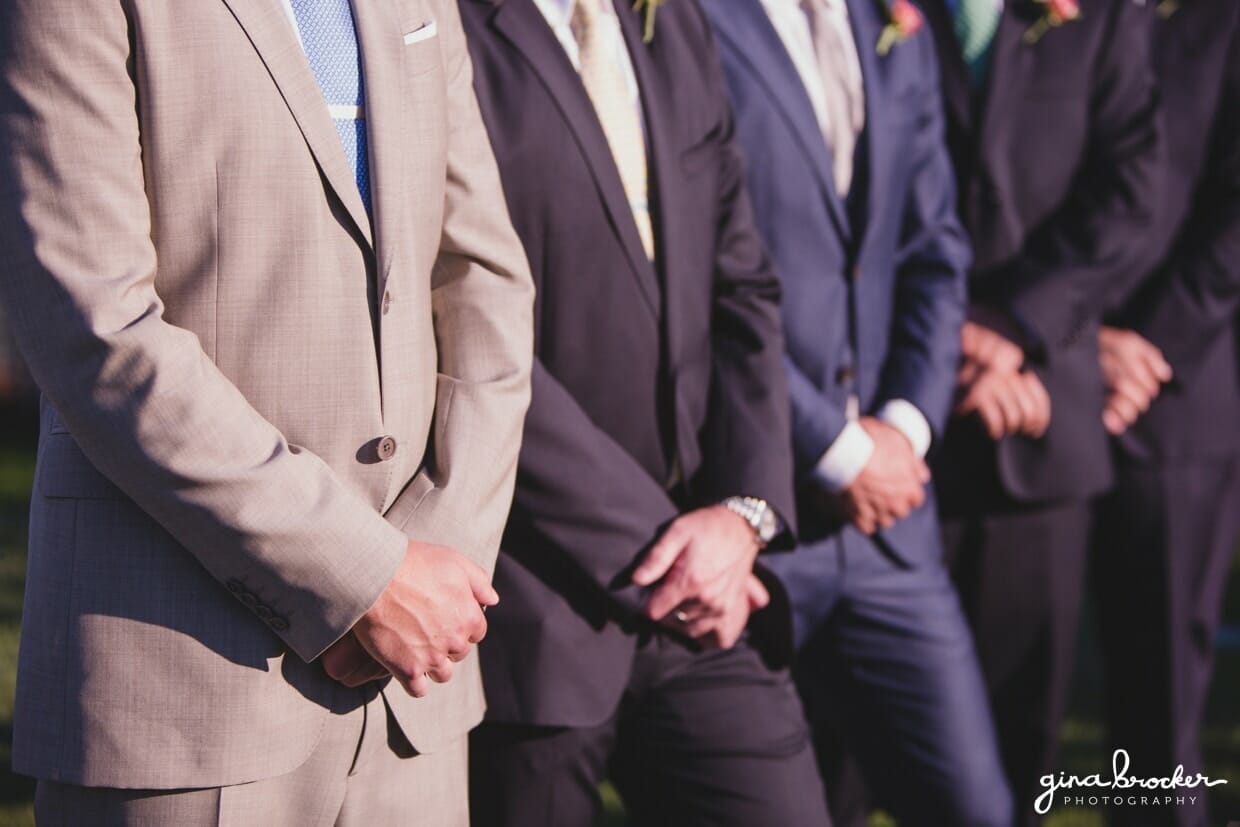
xmin=321 ymin=632 xmax=390 ymax=687
xmin=671 ymin=574 xmax=771 ymax=650
xmin=632 ymin=505 xmax=761 ymax=629
xmin=831 ymin=417 xmax=929 ymax=535
xmin=955 ymin=366 xmax=1051 ymax=440
xmin=331 ymin=540 xmax=498 ymax=698
xmin=959 ymin=310 xmax=1026 ymax=385
xmin=1098 ymin=326 xmax=1172 ymax=435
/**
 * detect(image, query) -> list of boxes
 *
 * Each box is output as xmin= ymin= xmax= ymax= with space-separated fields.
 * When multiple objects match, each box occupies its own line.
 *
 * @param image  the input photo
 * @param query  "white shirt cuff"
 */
xmin=813 ymin=420 xmax=875 ymax=492
xmin=876 ymin=399 xmax=931 ymax=459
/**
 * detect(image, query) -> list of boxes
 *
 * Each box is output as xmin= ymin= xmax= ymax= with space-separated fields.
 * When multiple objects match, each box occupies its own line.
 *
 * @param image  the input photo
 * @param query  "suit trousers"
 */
xmin=943 ymin=501 xmax=1092 ymax=827
xmin=773 ymin=531 xmax=1014 ymax=827
xmin=468 ymin=633 xmax=831 ymax=827
xmin=34 ymin=687 xmax=468 ymax=827
xmin=1092 ymin=454 xmax=1240 ymax=827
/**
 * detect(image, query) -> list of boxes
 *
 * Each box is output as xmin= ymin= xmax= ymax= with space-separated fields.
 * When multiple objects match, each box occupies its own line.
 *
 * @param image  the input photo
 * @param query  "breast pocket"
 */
xmin=403 ymin=20 xmax=442 ymax=77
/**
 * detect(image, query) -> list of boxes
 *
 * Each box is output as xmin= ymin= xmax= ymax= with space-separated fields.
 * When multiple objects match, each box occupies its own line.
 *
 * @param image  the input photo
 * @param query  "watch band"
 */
xmin=721 ymin=496 xmax=777 ymax=546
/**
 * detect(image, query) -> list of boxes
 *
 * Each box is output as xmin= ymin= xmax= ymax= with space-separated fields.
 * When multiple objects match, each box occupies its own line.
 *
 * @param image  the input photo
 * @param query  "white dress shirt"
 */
xmin=759 ymin=0 xmax=933 ymax=490
xmin=534 ymin=0 xmax=642 ymax=120
xmin=759 ymin=0 xmax=864 ymax=153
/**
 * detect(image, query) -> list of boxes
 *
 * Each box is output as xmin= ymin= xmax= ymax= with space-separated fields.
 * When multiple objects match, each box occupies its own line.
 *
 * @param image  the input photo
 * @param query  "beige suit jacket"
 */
xmin=0 ymin=0 xmax=533 ymax=789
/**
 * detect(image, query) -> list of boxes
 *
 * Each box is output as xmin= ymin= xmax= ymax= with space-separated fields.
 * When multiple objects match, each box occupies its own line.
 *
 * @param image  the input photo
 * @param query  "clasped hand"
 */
xmin=631 ymin=506 xmax=767 ymax=650
xmin=1098 ymin=326 xmax=1172 ymax=435
xmin=827 ymin=417 xmax=928 ymax=535
xmin=321 ymin=540 xmax=498 ymax=698
xmin=955 ymin=317 xmax=1051 ymax=440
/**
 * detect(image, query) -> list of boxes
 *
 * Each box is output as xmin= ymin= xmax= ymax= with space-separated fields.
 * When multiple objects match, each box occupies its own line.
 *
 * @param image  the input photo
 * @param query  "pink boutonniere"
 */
xmin=632 ymin=0 xmax=668 ymax=43
xmin=1023 ymin=0 xmax=1081 ymax=44
xmin=876 ymin=0 xmax=924 ymax=57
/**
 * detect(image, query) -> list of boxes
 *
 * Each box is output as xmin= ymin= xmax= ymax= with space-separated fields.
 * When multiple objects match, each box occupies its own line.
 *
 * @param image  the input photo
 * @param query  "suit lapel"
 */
xmin=353 ymin=0 xmax=407 ymax=288
xmin=846 ymin=0 xmax=893 ymax=257
xmin=219 ymin=0 xmax=374 ymax=249
xmin=489 ymin=0 xmax=661 ymax=318
xmin=976 ymin=4 xmax=1025 ymax=155
xmin=709 ymin=0 xmax=852 ymax=242
xmin=920 ymin=0 xmax=973 ymax=133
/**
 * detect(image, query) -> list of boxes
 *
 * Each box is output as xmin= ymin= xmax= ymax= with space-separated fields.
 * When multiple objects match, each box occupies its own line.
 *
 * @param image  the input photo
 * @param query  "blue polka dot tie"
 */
xmin=288 ymin=0 xmax=371 ymax=212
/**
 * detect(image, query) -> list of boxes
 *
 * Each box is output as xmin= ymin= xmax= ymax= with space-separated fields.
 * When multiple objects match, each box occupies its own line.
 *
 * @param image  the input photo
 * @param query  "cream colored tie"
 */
xmin=802 ymin=0 xmax=865 ymax=196
xmin=571 ymin=0 xmax=656 ymax=259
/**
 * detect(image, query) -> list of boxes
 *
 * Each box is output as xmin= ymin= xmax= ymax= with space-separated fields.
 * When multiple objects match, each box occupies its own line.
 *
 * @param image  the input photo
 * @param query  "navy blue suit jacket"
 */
xmin=703 ymin=0 xmax=969 ymax=565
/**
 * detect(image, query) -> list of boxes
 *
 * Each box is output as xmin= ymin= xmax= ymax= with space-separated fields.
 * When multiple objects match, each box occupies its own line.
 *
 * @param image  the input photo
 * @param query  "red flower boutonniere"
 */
xmin=876 ymin=0 xmax=924 ymax=57
xmin=1024 ymin=0 xmax=1081 ymax=44
xmin=632 ymin=0 xmax=668 ymax=43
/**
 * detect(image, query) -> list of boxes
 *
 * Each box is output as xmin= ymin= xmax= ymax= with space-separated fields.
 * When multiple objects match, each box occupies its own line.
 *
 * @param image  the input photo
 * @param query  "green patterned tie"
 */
xmin=954 ymin=0 xmax=1002 ymax=86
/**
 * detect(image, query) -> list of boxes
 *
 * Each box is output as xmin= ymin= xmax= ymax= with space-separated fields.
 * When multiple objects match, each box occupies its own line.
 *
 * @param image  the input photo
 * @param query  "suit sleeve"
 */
xmin=388 ymin=0 xmax=535 ymax=577
xmin=985 ymin=0 xmax=1163 ymax=353
xmin=786 ymin=356 xmax=852 ymax=480
xmin=0 ymin=0 xmax=411 ymax=662
xmin=877 ymin=33 xmax=970 ymax=440
xmin=690 ymin=8 xmax=797 ymax=540
xmin=508 ymin=361 xmax=681 ymax=617
xmin=1134 ymin=21 xmax=1240 ymax=385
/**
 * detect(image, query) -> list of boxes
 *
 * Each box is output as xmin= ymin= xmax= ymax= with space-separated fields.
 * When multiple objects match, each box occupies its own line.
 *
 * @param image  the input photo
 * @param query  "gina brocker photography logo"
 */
xmin=1035 ymin=749 xmax=1229 ymax=816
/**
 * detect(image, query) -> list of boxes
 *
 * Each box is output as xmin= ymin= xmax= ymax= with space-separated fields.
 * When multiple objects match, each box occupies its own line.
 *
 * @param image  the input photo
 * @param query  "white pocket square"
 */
xmin=403 ymin=21 xmax=437 ymax=45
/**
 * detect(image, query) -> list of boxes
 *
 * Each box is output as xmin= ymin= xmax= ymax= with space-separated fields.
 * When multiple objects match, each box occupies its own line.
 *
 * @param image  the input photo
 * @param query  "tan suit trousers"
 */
xmin=34 ymin=690 xmax=467 ymax=827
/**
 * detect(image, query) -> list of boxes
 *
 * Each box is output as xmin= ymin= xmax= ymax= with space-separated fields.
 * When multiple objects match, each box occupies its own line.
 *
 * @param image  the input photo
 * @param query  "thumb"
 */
xmin=463 ymin=559 xmax=500 ymax=606
xmin=632 ymin=526 xmax=686 ymax=586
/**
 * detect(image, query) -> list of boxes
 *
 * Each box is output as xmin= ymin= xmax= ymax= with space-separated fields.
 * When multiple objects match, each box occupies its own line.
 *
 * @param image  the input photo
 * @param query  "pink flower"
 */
xmin=891 ymin=0 xmax=924 ymax=35
xmin=876 ymin=0 xmax=923 ymax=55
xmin=1047 ymin=0 xmax=1080 ymax=22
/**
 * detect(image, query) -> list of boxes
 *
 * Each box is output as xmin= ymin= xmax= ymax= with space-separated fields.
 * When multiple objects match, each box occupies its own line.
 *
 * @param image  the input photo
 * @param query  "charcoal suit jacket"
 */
xmin=1109 ymin=0 xmax=1240 ymax=462
xmin=460 ymin=0 xmax=797 ymax=727
xmin=919 ymin=0 xmax=1163 ymax=508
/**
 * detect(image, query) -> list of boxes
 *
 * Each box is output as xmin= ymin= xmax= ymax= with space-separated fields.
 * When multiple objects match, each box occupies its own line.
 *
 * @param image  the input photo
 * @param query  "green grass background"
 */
xmin=0 ymin=420 xmax=1236 ymax=826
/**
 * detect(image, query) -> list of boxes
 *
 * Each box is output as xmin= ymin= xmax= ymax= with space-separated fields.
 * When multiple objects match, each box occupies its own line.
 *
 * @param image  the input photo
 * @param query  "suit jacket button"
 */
xmin=268 ymin=616 xmax=290 ymax=632
xmin=381 ymin=291 xmax=393 ymax=316
xmin=835 ymin=366 xmax=856 ymax=385
xmin=377 ymin=436 xmax=398 ymax=461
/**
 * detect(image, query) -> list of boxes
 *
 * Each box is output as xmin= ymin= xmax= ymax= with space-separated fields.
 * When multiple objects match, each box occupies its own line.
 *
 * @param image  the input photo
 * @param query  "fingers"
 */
xmin=962 ymin=369 xmax=1050 ymax=440
xmin=664 ymin=599 xmax=719 ymax=625
xmin=746 ymin=575 xmax=770 ymax=610
xmin=322 ymin=634 xmax=389 ymax=687
xmin=402 ymin=671 xmax=432 ymax=699
xmin=632 ymin=522 xmax=689 ymax=587
xmin=446 ymin=636 xmax=473 ymax=663
xmin=465 ymin=601 xmax=489 ymax=644
xmin=463 ymin=559 xmax=500 ymax=607
xmin=1143 ymin=345 xmax=1173 ymax=384
xmin=646 ymin=561 xmax=695 ymax=621
xmin=957 ymin=356 xmax=985 ymax=389
xmin=1103 ymin=402 xmax=1128 ymax=436
xmin=1104 ymin=393 xmax=1140 ymax=435
xmin=1020 ymin=372 xmax=1052 ymax=437
xmin=425 ymin=657 xmax=455 ymax=685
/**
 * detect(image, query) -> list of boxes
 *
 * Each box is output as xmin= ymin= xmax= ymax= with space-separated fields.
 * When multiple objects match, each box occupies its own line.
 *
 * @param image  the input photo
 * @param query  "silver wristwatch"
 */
xmin=721 ymin=496 xmax=778 ymax=547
